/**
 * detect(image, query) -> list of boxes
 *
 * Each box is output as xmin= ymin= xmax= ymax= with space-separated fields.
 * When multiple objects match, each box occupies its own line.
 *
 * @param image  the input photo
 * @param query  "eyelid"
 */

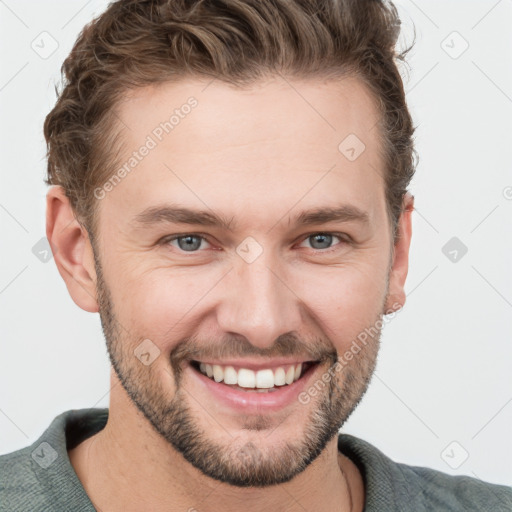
xmin=159 ymin=233 xmax=214 ymax=250
xmin=296 ymin=232 xmax=350 ymax=251
xmin=159 ymin=231 xmax=351 ymax=253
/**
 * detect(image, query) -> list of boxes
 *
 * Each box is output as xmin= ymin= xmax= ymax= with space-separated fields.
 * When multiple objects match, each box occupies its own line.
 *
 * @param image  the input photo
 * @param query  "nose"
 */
xmin=215 ymin=253 xmax=303 ymax=350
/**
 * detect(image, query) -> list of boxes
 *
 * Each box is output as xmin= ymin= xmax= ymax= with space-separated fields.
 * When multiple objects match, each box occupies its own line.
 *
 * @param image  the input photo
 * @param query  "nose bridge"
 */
xmin=217 ymin=248 xmax=301 ymax=349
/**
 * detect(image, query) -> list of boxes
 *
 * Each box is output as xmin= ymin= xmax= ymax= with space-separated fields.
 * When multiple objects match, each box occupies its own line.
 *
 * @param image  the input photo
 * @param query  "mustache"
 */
xmin=170 ymin=332 xmax=337 ymax=376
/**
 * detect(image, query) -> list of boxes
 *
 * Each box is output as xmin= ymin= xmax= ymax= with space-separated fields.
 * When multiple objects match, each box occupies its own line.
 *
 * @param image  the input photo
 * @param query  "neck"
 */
xmin=69 ymin=375 xmax=364 ymax=512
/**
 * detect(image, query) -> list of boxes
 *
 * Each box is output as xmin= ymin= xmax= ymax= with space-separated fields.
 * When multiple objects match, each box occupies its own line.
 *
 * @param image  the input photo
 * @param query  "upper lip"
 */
xmin=192 ymin=358 xmax=317 ymax=371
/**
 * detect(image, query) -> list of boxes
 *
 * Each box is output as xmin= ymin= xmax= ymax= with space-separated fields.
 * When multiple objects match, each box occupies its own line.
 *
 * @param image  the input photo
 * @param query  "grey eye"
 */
xmin=307 ymin=233 xmax=334 ymax=250
xmin=173 ymin=235 xmax=205 ymax=251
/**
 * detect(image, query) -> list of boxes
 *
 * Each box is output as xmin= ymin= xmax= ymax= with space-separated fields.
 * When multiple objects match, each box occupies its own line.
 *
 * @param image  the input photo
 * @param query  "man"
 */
xmin=1 ymin=0 xmax=511 ymax=510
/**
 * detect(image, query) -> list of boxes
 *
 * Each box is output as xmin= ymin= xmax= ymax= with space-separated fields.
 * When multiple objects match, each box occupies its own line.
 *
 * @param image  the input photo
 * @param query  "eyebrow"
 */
xmin=133 ymin=206 xmax=236 ymax=231
xmin=293 ymin=206 xmax=369 ymax=227
xmin=132 ymin=204 xmax=370 ymax=231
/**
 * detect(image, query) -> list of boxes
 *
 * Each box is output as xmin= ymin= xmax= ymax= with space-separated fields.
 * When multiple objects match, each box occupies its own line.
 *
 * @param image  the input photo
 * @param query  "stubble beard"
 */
xmin=92 ymin=244 xmax=384 ymax=487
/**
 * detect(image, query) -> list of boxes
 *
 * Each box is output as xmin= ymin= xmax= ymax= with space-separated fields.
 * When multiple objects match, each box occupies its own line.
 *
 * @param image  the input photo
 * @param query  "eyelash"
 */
xmin=160 ymin=232 xmax=350 ymax=254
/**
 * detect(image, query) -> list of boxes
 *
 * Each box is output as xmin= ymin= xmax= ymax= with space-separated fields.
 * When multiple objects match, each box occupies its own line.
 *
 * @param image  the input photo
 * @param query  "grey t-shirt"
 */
xmin=1 ymin=408 xmax=511 ymax=511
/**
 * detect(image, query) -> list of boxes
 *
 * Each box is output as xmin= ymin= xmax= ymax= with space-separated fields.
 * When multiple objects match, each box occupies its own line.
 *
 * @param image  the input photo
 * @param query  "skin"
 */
xmin=47 ymin=75 xmax=413 ymax=512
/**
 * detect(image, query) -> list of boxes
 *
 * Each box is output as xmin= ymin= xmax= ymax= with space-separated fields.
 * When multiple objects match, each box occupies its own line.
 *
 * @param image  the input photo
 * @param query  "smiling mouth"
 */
xmin=189 ymin=360 xmax=319 ymax=393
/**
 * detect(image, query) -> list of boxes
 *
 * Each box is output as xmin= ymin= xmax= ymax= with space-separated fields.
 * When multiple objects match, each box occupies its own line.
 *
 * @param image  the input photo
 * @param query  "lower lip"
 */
xmin=189 ymin=362 xmax=320 ymax=413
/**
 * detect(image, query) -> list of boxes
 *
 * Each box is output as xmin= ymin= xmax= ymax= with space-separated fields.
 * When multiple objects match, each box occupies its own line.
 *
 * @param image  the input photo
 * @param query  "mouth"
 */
xmin=189 ymin=360 xmax=319 ymax=393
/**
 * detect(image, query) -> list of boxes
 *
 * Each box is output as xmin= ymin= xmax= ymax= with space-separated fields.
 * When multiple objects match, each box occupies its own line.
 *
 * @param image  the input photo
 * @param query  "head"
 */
xmin=45 ymin=0 xmax=416 ymax=488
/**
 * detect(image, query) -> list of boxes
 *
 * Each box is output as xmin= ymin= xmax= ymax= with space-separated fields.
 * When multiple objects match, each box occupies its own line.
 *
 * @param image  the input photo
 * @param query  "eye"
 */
xmin=164 ymin=234 xmax=211 ymax=252
xmin=160 ymin=232 xmax=348 ymax=254
xmin=298 ymin=233 xmax=346 ymax=251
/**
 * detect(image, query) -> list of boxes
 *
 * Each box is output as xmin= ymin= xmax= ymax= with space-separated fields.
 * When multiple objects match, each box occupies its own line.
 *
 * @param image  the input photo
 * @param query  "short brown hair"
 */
xmin=44 ymin=0 xmax=417 ymax=240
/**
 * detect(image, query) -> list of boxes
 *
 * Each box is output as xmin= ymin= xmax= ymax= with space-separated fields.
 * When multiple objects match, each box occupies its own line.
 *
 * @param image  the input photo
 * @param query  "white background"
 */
xmin=1 ymin=0 xmax=511 ymax=487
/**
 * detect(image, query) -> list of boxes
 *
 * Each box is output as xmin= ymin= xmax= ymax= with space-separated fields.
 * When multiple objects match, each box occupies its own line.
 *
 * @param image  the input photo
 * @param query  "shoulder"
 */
xmin=0 ymin=408 xmax=108 ymax=512
xmin=338 ymin=433 xmax=512 ymax=511
xmin=0 ymin=443 xmax=57 ymax=511
xmin=396 ymin=460 xmax=512 ymax=511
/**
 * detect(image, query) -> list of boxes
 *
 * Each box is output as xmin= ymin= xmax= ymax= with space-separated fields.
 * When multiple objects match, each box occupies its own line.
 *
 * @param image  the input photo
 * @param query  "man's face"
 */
xmin=92 ymin=76 xmax=396 ymax=487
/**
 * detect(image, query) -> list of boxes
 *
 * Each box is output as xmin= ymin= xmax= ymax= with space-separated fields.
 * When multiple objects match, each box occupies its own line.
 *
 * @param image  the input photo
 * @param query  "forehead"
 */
xmin=99 ymin=75 xmax=386 ymax=230
xmin=116 ymin=75 xmax=381 ymax=155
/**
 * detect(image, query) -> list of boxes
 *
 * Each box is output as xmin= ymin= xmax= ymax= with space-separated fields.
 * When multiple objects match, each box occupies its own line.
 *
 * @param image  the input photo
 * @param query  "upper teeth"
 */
xmin=198 ymin=362 xmax=303 ymax=388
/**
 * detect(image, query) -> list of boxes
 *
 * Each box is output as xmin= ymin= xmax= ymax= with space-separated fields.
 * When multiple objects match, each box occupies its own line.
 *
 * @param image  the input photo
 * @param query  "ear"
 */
xmin=46 ymin=186 xmax=99 ymax=313
xmin=384 ymin=192 xmax=414 ymax=314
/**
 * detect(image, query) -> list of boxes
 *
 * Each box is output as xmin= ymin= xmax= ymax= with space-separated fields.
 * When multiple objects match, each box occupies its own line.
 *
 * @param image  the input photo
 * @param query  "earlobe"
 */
xmin=46 ymin=186 xmax=99 ymax=313
xmin=384 ymin=193 xmax=414 ymax=314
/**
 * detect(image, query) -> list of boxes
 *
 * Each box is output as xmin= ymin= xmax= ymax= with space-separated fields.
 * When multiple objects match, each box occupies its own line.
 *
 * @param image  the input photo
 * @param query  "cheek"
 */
xmin=106 ymin=248 xmax=389 ymax=353
xmin=112 ymin=266 xmax=226 ymax=343
xmin=293 ymin=262 xmax=388 ymax=345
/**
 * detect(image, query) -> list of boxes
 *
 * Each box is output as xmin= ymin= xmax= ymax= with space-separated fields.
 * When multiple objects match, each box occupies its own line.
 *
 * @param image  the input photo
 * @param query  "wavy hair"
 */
xmin=44 ymin=0 xmax=417 ymax=239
